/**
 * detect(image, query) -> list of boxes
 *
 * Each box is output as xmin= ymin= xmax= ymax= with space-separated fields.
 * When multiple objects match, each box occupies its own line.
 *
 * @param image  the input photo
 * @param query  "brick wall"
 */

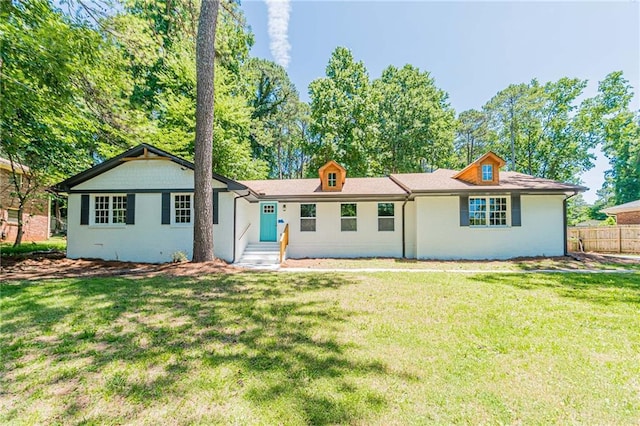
xmin=0 ymin=168 xmax=50 ymax=242
xmin=617 ymin=211 xmax=640 ymax=225
xmin=1 ymin=210 xmax=50 ymax=242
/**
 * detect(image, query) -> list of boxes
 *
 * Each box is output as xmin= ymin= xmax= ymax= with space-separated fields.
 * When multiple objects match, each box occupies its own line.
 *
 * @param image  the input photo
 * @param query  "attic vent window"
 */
xmin=482 ymin=164 xmax=493 ymax=181
xmin=328 ymin=172 xmax=337 ymax=187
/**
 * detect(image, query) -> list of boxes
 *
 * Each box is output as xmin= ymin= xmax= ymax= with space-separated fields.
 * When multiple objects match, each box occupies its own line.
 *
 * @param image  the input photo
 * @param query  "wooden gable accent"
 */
xmin=453 ymin=152 xmax=506 ymax=185
xmin=318 ymin=160 xmax=347 ymax=191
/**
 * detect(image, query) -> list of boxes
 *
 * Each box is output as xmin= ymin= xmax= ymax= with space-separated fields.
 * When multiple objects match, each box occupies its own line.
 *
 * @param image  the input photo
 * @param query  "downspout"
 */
xmin=232 ymin=192 xmax=252 ymax=263
xmin=563 ymin=192 xmax=578 ymax=256
xmin=402 ymin=195 xmax=410 ymax=258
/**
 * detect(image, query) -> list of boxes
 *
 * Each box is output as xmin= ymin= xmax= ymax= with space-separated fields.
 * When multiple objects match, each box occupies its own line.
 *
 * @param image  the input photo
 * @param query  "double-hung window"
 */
xmin=469 ymin=196 xmax=508 ymax=226
xmin=378 ymin=203 xmax=394 ymax=231
xmin=300 ymin=204 xmax=316 ymax=231
xmin=174 ymin=194 xmax=192 ymax=224
xmin=93 ymin=195 xmax=127 ymax=225
xmin=341 ymin=203 xmax=357 ymax=232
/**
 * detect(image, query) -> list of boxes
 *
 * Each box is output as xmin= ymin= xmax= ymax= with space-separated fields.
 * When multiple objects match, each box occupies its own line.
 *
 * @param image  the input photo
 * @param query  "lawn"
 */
xmin=1 ymin=271 xmax=639 ymax=424
xmin=0 ymin=237 xmax=66 ymax=256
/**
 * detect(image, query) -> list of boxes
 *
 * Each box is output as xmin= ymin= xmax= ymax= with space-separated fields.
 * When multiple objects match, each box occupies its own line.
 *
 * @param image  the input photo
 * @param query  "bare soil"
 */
xmin=1 ymin=251 xmax=638 ymax=281
xmin=1 ymin=251 xmax=240 ymax=281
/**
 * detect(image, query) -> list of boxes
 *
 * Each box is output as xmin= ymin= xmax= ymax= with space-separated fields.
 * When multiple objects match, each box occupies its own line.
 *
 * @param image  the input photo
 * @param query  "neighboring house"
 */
xmin=55 ymin=145 xmax=585 ymax=263
xmin=602 ymin=200 xmax=640 ymax=225
xmin=0 ymin=157 xmax=51 ymax=242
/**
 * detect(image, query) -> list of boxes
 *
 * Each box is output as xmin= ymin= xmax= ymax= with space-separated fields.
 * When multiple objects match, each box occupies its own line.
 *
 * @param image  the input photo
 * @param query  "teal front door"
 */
xmin=260 ymin=203 xmax=278 ymax=242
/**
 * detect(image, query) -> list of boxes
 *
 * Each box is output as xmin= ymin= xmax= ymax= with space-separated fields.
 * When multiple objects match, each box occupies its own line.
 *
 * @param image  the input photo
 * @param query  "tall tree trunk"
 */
xmin=192 ymin=0 xmax=219 ymax=262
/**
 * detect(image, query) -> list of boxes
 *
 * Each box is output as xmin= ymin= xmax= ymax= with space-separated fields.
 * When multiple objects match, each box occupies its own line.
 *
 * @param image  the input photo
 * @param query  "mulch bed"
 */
xmin=1 ymin=251 xmax=240 ymax=281
xmin=1 ymin=251 xmax=637 ymax=281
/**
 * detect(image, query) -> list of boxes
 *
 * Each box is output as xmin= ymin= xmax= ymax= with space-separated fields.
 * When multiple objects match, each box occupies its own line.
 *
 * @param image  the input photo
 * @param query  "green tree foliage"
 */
xmin=244 ymin=58 xmax=310 ymax=178
xmin=373 ymin=65 xmax=456 ymax=173
xmin=0 ymin=0 xmax=102 ymax=244
xmin=566 ymin=194 xmax=593 ymax=226
xmin=308 ymin=47 xmax=378 ymax=176
xmin=482 ymin=78 xmax=595 ymax=182
xmin=454 ymin=109 xmax=497 ymax=167
xmin=581 ymin=72 xmax=640 ymax=205
xmin=309 ymin=48 xmax=455 ymax=176
xmin=97 ymin=0 xmax=265 ymax=179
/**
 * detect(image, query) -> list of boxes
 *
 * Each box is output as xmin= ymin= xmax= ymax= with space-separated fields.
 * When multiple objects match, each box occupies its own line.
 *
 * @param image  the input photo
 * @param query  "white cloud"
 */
xmin=265 ymin=0 xmax=291 ymax=68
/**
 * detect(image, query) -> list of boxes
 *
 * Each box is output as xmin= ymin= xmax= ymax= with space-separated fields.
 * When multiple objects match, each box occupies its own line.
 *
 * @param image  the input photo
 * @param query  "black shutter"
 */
xmin=459 ymin=195 xmax=469 ymax=226
xmin=161 ymin=192 xmax=171 ymax=224
xmin=126 ymin=194 xmax=135 ymax=225
xmin=511 ymin=194 xmax=521 ymax=227
xmin=80 ymin=194 xmax=89 ymax=225
xmin=213 ymin=189 xmax=219 ymax=224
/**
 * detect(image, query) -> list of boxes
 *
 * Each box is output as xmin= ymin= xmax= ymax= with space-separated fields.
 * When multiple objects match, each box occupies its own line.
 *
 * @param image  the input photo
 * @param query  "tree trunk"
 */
xmin=192 ymin=0 xmax=219 ymax=262
xmin=13 ymin=203 xmax=25 ymax=247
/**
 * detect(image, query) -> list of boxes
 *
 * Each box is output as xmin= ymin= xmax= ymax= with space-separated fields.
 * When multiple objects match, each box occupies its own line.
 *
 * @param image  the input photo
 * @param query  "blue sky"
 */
xmin=242 ymin=0 xmax=640 ymax=203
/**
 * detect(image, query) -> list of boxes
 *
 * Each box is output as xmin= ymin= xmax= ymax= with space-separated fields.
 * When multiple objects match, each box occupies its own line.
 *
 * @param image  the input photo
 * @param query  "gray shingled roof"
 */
xmin=239 ymin=177 xmax=408 ymax=199
xmin=240 ymin=169 xmax=585 ymax=199
xmin=602 ymin=199 xmax=640 ymax=214
xmin=390 ymin=169 xmax=586 ymax=193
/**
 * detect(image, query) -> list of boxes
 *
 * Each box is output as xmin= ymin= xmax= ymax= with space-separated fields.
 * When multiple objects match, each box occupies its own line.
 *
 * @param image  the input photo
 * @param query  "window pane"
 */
xmin=300 ymin=204 xmax=316 ymax=218
xmin=300 ymin=218 xmax=316 ymax=232
xmin=341 ymin=218 xmax=357 ymax=232
xmin=112 ymin=196 xmax=127 ymax=224
xmin=482 ymin=164 xmax=493 ymax=181
xmin=95 ymin=196 xmax=109 ymax=224
xmin=489 ymin=197 xmax=507 ymax=226
xmin=175 ymin=195 xmax=191 ymax=223
xmin=378 ymin=203 xmax=394 ymax=217
xmin=328 ymin=172 xmax=337 ymax=187
xmin=7 ymin=209 xmax=19 ymax=223
xmin=341 ymin=203 xmax=356 ymax=217
xmin=469 ymin=198 xmax=486 ymax=226
xmin=378 ymin=217 xmax=394 ymax=231
xmin=263 ymin=204 xmax=275 ymax=214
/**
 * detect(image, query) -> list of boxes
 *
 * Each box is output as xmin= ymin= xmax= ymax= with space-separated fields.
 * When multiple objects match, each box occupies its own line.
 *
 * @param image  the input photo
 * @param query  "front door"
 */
xmin=259 ymin=203 xmax=277 ymax=242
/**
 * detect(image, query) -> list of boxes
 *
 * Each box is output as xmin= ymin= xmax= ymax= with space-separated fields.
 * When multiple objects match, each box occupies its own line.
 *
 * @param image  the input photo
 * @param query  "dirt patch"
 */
xmin=1 ymin=253 xmax=240 ymax=281
xmin=1 ymin=252 xmax=638 ymax=281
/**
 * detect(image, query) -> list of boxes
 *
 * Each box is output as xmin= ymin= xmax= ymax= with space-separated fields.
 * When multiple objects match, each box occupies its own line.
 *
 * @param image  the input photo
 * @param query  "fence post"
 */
xmin=618 ymin=226 xmax=622 ymax=253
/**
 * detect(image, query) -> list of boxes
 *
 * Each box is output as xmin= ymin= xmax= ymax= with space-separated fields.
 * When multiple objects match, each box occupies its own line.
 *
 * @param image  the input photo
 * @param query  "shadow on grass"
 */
xmin=1 ymin=272 xmax=388 ymax=424
xmin=468 ymin=272 xmax=640 ymax=306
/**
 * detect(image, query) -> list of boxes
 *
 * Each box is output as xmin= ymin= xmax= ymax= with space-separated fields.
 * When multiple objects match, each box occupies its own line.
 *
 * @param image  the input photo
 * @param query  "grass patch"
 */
xmin=0 ymin=237 xmax=66 ymax=255
xmin=284 ymin=255 xmax=640 ymax=271
xmin=1 ymin=272 xmax=639 ymax=424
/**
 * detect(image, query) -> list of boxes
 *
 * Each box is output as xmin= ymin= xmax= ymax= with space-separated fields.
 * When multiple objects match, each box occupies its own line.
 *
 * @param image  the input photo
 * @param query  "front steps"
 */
xmin=235 ymin=242 xmax=281 ymax=269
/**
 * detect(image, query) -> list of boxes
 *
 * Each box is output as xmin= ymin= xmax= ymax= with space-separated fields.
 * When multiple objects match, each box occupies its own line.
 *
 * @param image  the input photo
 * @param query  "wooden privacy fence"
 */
xmin=568 ymin=225 xmax=640 ymax=254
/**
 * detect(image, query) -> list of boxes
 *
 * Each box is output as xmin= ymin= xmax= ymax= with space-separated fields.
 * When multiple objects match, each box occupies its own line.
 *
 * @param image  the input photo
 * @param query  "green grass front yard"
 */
xmin=2 ymin=271 xmax=639 ymax=424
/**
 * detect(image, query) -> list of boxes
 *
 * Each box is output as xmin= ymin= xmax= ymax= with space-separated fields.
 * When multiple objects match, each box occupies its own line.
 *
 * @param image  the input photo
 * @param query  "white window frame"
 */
xmin=327 ymin=172 xmax=337 ymax=187
xmin=377 ymin=203 xmax=395 ymax=232
xmin=340 ymin=203 xmax=357 ymax=232
xmin=172 ymin=193 xmax=193 ymax=226
xmin=469 ymin=196 xmax=509 ymax=227
xmin=300 ymin=203 xmax=316 ymax=232
xmin=481 ymin=164 xmax=493 ymax=181
xmin=91 ymin=194 xmax=127 ymax=226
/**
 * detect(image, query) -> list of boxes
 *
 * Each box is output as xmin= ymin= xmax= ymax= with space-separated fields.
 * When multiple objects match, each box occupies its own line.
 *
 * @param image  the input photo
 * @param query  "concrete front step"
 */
xmin=235 ymin=242 xmax=282 ymax=268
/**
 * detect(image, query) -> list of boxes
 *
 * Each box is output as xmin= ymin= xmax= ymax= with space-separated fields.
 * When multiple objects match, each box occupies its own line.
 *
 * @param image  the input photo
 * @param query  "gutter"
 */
xmin=232 ymin=191 xmax=252 ymax=263
xmin=563 ymin=191 xmax=579 ymax=256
